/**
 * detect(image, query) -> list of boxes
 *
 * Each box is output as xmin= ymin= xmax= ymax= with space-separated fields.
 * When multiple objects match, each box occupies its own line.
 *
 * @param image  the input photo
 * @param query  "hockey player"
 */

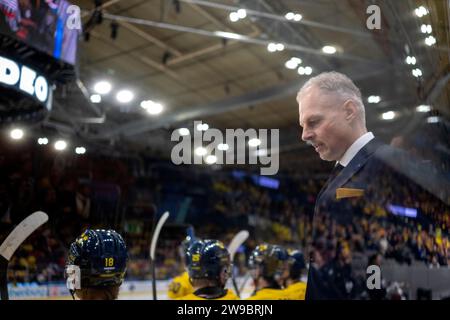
xmin=168 ymin=235 xmax=195 ymax=299
xmin=246 ymin=244 xmax=289 ymax=300
xmin=177 ymin=239 xmax=238 ymax=300
xmin=65 ymin=229 xmax=128 ymax=300
xmin=282 ymin=249 xmax=307 ymax=300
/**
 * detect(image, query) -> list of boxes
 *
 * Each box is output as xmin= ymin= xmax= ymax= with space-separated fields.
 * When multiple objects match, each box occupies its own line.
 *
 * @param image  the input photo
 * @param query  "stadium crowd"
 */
xmin=0 ymin=136 xmax=449 ymax=289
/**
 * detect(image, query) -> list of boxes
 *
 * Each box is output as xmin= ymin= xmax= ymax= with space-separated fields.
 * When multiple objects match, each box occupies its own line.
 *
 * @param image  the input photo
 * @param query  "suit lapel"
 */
xmin=318 ymin=139 xmax=384 ymax=204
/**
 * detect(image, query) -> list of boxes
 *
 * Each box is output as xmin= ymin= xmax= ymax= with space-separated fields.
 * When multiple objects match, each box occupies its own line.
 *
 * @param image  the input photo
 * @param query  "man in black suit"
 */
xmin=297 ymin=71 xmax=449 ymax=299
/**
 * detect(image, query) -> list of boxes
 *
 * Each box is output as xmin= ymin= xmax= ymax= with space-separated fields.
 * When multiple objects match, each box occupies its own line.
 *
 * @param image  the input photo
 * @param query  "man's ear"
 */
xmin=343 ymin=100 xmax=358 ymax=122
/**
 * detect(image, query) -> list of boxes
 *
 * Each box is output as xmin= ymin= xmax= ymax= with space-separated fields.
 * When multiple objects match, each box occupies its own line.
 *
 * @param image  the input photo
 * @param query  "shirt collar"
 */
xmin=338 ymin=132 xmax=374 ymax=167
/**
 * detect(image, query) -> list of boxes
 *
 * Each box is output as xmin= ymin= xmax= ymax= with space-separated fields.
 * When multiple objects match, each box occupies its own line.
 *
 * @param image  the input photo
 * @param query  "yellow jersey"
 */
xmin=283 ymin=282 xmax=307 ymax=300
xmin=177 ymin=289 xmax=239 ymax=300
xmin=246 ymin=288 xmax=289 ymax=300
xmin=168 ymin=271 xmax=194 ymax=299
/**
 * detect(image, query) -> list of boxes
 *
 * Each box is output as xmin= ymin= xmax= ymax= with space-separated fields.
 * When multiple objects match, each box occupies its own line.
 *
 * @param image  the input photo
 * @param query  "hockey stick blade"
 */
xmin=227 ymin=230 xmax=249 ymax=262
xmin=0 ymin=211 xmax=48 ymax=300
xmin=150 ymin=211 xmax=170 ymax=261
xmin=149 ymin=211 xmax=169 ymax=300
xmin=0 ymin=211 xmax=49 ymax=261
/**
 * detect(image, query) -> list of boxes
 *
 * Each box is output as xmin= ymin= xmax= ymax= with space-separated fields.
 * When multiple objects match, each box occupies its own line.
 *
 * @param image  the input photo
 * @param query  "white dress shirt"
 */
xmin=338 ymin=132 xmax=375 ymax=167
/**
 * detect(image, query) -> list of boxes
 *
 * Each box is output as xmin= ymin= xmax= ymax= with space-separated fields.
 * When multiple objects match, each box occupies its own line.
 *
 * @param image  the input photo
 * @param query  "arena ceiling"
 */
xmin=43 ymin=0 xmax=449 ymax=162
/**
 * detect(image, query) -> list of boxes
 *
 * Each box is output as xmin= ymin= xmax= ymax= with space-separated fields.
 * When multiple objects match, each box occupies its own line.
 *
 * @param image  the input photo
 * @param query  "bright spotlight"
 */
xmin=75 ymin=147 xmax=86 ymax=155
xmin=267 ymin=43 xmax=277 ymax=52
xmin=285 ymin=60 xmax=298 ymax=69
xmin=285 ymin=12 xmax=295 ymax=20
xmin=205 ymin=155 xmax=217 ymax=164
xmin=425 ymin=35 xmax=436 ymax=46
xmin=178 ymin=128 xmax=190 ymax=136
xmin=237 ymin=9 xmax=247 ymax=19
xmin=427 ymin=116 xmax=439 ymax=123
xmin=116 ymin=90 xmax=134 ymax=103
xmin=415 ymin=6 xmax=428 ymax=17
xmin=229 ymin=12 xmax=239 ymax=22
xmin=368 ymin=96 xmax=381 ymax=104
xmin=275 ymin=43 xmax=285 ymax=51
xmin=141 ymin=100 xmax=163 ymax=115
xmin=93 ymin=81 xmax=112 ymax=95
xmin=38 ymin=137 xmax=49 ymax=145
xmin=54 ymin=140 xmax=67 ymax=151
xmin=10 ymin=128 xmax=24 ymax=140
xmin=412 ymin=68 xmax=422 ymax=77
xmin=304 ymin=66 xmax=312 ymax=75
xmin=416 ymin=105 xmax=431 ymax=113
xmin=248 ymin=138 xmax=261 ymax=147
xmin=382 ymin=111 xmax=396 ymax=120
xmin=421 ymin=24 xmax=432 ymax=34
xmin=90 ymin=94 xmax=101 ymax=103
xmin=405 ymin=56 xmax=416 ymax=65
xmin=196 ymin=123 xmax=209 ymax=131
xmin=322 ymin=45 xmax=337 ymax=54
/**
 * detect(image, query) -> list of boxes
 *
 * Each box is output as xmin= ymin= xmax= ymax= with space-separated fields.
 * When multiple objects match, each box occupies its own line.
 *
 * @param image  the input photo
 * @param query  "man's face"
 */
xmin=298 ymin=86 xmax=350 ymax=161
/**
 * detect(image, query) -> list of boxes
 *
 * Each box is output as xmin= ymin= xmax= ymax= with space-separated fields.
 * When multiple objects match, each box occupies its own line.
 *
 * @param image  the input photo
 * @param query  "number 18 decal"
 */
xmin=105 ymin=257 xmax=114 ymax=267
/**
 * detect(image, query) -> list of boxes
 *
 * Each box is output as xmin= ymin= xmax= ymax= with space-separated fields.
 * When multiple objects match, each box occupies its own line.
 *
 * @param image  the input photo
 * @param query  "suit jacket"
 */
xmin=305 ymin=138 xmax=450 ymax=300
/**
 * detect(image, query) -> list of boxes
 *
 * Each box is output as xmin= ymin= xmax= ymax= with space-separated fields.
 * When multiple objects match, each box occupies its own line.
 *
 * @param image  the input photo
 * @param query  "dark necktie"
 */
xmin=329 ymin=163 xmax=345 ymax=183
xmin=317 ymin=163 xmax=345 ymax=202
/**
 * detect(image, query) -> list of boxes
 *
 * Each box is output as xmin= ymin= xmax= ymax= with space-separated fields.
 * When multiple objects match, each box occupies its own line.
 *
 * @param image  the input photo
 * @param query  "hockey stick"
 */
xmin=227 ymin=230 xmax=249 ymax=298
xmin=239 ymin=272 xmax=251 ymax=295
xmin=0 ymin=211 xmax=48 ymax=300
xmin=149 ymin=211 xmax=169 ymax=301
